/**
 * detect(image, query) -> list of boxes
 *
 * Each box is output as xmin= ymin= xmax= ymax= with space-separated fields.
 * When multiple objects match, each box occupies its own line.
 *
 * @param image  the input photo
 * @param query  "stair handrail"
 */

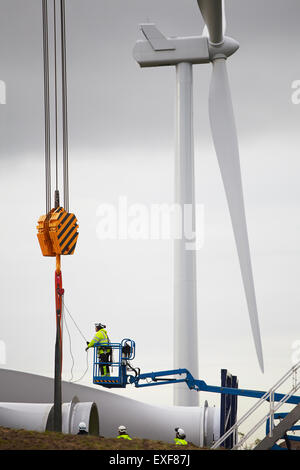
xmin=233 ymin=381 xmax=300 ymax=449
xmin=211 ymin=360 xmax=300 ymax=450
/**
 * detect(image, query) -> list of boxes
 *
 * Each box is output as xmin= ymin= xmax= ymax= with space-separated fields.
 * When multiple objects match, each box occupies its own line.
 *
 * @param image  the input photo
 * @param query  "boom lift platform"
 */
xmin=93 ymin=339 xmax=136 ymax=388
xmin=92 ymin=339 xmax=300 ymax=407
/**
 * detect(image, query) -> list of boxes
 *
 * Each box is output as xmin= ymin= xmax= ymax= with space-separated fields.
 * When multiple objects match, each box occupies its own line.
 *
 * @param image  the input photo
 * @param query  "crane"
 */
xmin=36 ymin=0 xmax=79 ymax=432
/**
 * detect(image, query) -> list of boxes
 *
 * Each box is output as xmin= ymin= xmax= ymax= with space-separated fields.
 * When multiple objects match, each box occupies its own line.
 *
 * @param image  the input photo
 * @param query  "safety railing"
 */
xmin=93 ymin=338 xmax=135 ymax=387
xmin=211 ymin=360 xmax=300 ymax=450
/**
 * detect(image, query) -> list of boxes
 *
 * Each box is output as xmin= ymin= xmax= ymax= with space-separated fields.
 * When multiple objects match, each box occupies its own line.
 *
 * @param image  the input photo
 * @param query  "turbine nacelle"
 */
xmin=133 ymin=24 xmax=239 ymax=68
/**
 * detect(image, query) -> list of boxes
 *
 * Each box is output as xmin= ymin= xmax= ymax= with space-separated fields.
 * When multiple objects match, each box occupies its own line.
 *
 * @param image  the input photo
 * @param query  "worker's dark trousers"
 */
xmin=99 ymin=352 xmax=110 ymax=376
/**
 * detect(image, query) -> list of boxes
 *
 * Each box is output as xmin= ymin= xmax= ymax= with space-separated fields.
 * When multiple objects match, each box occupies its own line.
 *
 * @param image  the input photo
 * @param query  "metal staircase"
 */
xmin=254 ymin=403 xmax=300 ymax=450
xmin=211 ymin=361 xmax=300 ymax=450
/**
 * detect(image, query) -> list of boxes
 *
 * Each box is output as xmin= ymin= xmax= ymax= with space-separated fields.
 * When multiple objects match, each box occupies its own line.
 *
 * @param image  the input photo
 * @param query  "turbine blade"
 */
xmin=209 ymin=57 xmax=264 ymax=372
xmin=202 ymin=0 xmax=226 ymax=40
xmin=197 ymin=0 xmax=224 ymax=44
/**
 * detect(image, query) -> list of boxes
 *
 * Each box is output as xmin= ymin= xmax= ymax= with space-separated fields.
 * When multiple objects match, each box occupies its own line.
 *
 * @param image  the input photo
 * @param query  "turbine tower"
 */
xmin=133 ymin=0 xmax=264 ymax=406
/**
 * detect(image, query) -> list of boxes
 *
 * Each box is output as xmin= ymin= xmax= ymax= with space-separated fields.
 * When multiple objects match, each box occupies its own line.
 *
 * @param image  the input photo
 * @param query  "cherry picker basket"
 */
xmin=92 ymin=338 xmax=135 ymax=388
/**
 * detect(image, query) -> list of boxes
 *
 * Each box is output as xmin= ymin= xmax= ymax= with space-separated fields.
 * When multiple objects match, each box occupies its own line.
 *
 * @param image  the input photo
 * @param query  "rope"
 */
xmin=71 ymin=350 xmax=90 ymax=383
xmin=42 ymin=0 xmax=51 ymax=213
xmin=62 ymin=309 xmax=75 ymax=381
xmin=62 ymin=299 xmax=88 ymax=342
xmin=62 ymin=299 xmax=90 ymax=383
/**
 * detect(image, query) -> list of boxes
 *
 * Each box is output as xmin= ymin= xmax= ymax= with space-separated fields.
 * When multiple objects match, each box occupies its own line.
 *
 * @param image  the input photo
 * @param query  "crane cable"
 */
xmin=42 ymin=0 xmax=70 ymax=211
xmin=42 ymin=0 xmax=51 ymax=213
xmin=60 ymin=0 xmax=70 ymax=212
xmin=53 ymin=0 xmax=59 ymax=191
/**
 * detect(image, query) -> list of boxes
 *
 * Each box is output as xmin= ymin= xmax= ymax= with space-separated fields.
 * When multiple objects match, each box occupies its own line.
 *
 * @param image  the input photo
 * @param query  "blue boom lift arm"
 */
xmin=92 ymin=339 xmax=300 ymax=405
xmin=129 ymin=368 xmax=300 ymax=405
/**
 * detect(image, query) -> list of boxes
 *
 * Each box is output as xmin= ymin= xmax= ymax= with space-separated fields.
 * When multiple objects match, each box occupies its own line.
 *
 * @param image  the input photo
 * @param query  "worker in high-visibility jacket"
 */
xmin=174 ymin=427 xmax=188 ymax=445
xmin=86 ymin=322 xmax=111 ymax=376
xmin=117 ymin=425 xmax=132 ymax=440
xmin=77 ymin=422 xmax=88 ymax=435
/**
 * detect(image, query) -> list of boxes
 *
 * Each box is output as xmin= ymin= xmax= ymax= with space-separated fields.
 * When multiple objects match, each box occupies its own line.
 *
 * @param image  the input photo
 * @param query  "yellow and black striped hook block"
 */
xmin=37 ymin=206 xmax=79 ymax=257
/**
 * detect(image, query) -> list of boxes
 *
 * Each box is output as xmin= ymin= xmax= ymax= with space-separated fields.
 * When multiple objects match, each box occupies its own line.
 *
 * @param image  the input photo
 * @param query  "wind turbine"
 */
xmin=133 ymin=0 xmax=264 ymax=406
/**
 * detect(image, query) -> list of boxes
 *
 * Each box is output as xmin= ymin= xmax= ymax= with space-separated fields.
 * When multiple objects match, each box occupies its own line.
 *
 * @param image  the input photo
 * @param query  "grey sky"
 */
xmin=1 ymin=0 xmax=300 ymax=439
xmin=1 ymin=0 xmax=300 ymax=155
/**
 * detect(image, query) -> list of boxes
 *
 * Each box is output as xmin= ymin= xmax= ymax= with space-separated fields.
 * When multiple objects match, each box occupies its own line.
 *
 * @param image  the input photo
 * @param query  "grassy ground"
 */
xmin=0 ymin=426 xmax=207 ymax=451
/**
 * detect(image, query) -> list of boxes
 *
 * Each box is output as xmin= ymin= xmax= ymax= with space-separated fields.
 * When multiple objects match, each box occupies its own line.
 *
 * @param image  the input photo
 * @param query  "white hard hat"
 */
xmin=79 ymin=422 xmax=87 ymax=431
xmin=118 ymin=425 xmax=127 ymax=432
xmin=175 ymin=427 xmax=185 ymax=438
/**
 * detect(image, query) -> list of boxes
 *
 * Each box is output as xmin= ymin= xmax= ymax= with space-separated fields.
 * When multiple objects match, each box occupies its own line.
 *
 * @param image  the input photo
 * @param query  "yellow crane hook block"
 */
xmin=49 ymin=207 xmax=79 ymax=255
xmin=37 ymin=207 xmax=79 ymax=256
xmin=37 ymin=211 xmax=56 ymax=256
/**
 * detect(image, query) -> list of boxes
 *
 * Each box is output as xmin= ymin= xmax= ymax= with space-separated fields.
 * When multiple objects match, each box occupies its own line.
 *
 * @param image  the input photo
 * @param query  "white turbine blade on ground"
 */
xmin=209 ymin=57 xmax=264 ymax=372
xmin=202 ymin=0 xmax=226 ymax=40
xmin=197 ymin=0 xmax=224 ymax=44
